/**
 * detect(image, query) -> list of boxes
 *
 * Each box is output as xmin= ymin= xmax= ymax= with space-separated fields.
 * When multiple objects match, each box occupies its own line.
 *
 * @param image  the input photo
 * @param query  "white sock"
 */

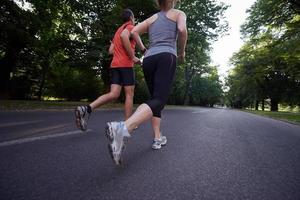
xmin=121 ymin=122 xmax=131 ymax=137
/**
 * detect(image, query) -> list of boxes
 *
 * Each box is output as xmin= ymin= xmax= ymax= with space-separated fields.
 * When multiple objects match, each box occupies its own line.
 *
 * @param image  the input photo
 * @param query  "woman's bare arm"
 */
xmin=131 ymin=15 xmax=157 ymax=52
xmin=177 ymin=11 xmax=187 ymax=62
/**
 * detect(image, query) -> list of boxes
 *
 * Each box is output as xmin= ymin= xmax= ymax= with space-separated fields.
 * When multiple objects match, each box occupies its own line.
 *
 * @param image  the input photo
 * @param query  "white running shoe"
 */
xmin=152 ymin=134 xmax=167 ymax=150
xmin=75 ymin=106 xmax=90 ymax=131
xmin=105 ymin=122 xmax=126 ymax=165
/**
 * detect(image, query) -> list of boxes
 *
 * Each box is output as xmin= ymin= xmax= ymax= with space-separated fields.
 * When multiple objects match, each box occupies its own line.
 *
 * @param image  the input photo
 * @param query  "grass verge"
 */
xmin=0 ymin=100 xmax=124 ymax=111
xmin=244 ymin=109 xmax=300 ymax=125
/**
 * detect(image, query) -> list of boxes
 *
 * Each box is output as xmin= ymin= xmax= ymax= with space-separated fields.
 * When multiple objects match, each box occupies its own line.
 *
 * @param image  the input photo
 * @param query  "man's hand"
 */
xmin=133 ymin=56 xmax=141 ymax=65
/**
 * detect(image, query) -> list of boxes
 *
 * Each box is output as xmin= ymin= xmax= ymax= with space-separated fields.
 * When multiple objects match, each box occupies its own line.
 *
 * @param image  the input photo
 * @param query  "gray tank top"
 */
xmin=144 ymin=11 xmax=178 ymax=58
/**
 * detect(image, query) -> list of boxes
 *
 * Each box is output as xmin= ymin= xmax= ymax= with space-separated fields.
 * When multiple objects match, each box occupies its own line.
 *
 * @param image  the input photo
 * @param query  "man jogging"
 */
xmin=75 ymin=9 xmax=142 ymax=131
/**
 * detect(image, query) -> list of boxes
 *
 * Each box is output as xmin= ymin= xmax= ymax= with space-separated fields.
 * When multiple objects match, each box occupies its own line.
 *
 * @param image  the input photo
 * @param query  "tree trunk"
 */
xmin=235 ymin=101 xmax=242 ymax=109
xmin=255 ymin=100 xmax=259 ymax=110
xmin=183 ymin=83 xmax=191 ymax=105
xmin=37 ymin=59 xmax=50 ymax=100
xmin=0 ymin=59 xmax=11 ymax=99
xmin=183 ymin=66 xmax=193 ymax=105
xmin=261 ymin=99 xmax=265 ymax=111
xmin=101 ymin=58 xmax=111 ymax=90
xmin=37 ymin=73 xmax=46 ymax=101
xmin=270 ymin=99 xmax=279 ymax=111
xmin=0 ymin=48 xmax=19 ymax=99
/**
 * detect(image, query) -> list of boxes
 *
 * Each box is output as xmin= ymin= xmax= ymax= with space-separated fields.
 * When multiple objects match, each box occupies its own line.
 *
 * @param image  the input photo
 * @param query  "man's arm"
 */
xmin=108 ymin=41 xmax=114 ymax=55
xmin=120 ymin=28 xmax=140 ymax=63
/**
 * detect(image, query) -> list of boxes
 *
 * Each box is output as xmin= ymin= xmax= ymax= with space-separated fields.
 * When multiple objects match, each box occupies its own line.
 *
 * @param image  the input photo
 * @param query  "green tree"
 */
xmin=227 ymin=0 xmax=300 ymax=111
xmin=191 ymin=66 xmax=223 ymax=107
xmin=1 ymin=0 xmax=228 ymax=105
xmin=0 ymin=0 xmax=38 ymax=99
xmin=176 ymin=0 xmax=229 ymax=105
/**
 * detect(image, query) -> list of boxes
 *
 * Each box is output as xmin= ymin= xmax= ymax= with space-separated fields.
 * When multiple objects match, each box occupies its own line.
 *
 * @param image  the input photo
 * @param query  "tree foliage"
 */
xmin=1 ymin=0 xmax=228 ymax=107
xmin=227 ymin=0 xmax=300 ymax=111
xmin=176 ymin=0 xmax=228 ymax=105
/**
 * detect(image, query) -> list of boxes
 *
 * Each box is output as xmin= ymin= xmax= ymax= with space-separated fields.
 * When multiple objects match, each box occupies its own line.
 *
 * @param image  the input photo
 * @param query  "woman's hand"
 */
xmin=178 ymin=51 xmax=185 ymax=63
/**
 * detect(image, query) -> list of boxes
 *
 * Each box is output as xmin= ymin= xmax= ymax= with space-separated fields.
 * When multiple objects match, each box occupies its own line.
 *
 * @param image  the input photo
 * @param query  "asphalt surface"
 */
xmin=0 ymin=108 xmax=300 ymax=200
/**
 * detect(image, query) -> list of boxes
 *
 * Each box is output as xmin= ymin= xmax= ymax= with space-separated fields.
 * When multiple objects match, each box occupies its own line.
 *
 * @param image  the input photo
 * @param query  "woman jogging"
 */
xmin=75 ymin=9 xmax=141 ymax=131
xmin=105 ymin=0 xmax=188 ymax=164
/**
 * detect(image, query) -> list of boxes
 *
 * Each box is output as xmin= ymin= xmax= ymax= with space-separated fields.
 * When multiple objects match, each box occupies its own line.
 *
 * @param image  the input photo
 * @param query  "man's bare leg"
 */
xmin=89 ymin=84 xmax=122 ymax=110
xmin=123 ymin=85 xmax=135 ymax=120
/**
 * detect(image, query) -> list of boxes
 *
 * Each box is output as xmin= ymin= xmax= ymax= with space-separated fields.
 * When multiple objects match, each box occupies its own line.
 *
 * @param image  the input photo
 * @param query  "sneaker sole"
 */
xmin=161 ymin=137 xmax=167 ymax=146
xmin=105 ymin=123 xmax=125 ymax=165
xmin=75 ymin=109 xmax=87 ymax=131
xmin=108 ymin=144 xmax=123 ymax=165
xmin=105 ymin=123 xmax=114 ymax=143
xmin=152 ymin=145 xmax=162 ymax=150
xmin=152 ymin=140 xmax=167 ymax=150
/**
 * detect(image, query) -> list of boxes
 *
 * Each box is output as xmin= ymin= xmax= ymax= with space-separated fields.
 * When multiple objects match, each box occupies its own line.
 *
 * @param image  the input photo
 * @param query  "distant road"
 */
xmin=0 ymin=108 xmax=300 ymax=200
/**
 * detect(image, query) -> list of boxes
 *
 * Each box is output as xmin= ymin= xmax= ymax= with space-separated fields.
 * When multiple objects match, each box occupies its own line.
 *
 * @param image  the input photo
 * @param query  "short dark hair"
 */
xmin=157 ymin=0 xmax=168 ymax=7
xmin=122 ymin=9 xmax=134 ymax=23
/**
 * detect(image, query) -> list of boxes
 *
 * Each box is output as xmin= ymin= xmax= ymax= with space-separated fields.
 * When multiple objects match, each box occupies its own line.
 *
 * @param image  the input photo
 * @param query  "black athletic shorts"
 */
xmin=110 ymin=67 xmax=135 ymax=86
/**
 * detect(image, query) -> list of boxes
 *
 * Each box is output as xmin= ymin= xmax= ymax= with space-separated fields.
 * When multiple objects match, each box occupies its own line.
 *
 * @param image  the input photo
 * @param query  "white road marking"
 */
xmin=19 ymin=123 xmax=71 ymax=135
xmin=0 ymin=120 xmax=42 ymax=128
xmin=0 ymin=129 xmax=91 ymax=147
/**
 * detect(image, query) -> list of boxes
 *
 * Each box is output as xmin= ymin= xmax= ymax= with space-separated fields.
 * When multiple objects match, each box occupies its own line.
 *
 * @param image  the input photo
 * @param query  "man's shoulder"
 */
xmin=125 ymin=23 xmax=134 ymax=30
xmin=118 ymin=22 xmax=134 ymax=33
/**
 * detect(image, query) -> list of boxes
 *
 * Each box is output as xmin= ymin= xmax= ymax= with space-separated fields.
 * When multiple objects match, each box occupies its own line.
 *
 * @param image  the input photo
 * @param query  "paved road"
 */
xmin=0 ymin=108 xmax=300 ymax=200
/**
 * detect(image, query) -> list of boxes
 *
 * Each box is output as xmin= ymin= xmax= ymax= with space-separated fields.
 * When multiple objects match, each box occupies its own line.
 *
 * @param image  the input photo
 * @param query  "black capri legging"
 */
xmin=142 ymin=52 xmax=177 ymax=118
